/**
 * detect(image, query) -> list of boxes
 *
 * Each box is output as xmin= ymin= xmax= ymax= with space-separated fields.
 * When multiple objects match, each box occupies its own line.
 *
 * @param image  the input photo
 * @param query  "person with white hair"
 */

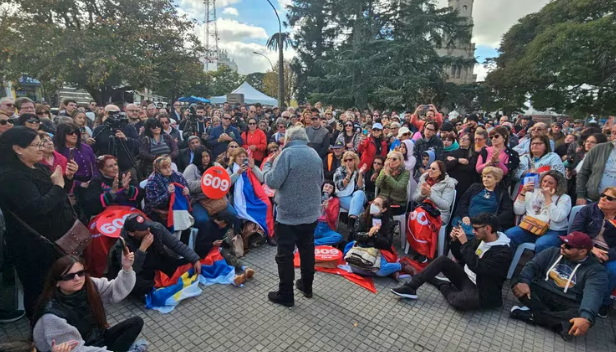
xmin=262 ymin=126 xmax=324 ymax=307
xmin=0 ymin=97 xmax=15 ymax=117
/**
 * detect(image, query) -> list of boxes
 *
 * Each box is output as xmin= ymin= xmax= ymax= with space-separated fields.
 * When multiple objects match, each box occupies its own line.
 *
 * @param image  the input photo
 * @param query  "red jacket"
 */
xmin=357 ymin=136 xmax=387 ymax=170
xmin=324 ymin=197 xmax=340 ymax=230
xmin=242 ymin=129 xmax=268 ymax=161
xmin=410 ymin=113 xmax=444 ymax=131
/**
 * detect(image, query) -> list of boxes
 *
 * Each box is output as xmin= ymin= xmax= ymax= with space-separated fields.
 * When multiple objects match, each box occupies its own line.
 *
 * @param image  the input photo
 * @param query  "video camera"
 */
xmin=105 ymin=111 xmax=128 ymax=130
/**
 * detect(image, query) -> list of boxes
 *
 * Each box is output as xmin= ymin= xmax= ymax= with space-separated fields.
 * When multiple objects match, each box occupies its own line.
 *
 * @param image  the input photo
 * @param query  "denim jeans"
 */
xmin=192 ymin=201 xmax=237 ymax=227
xmin=314 ymin=221 xmax=343 ymax=246
xmin=505 ymin=226 xmax=566 ymax=254
xmin=338 ymin=190 xmax=367 ymax=217
xmin=603 ymin=260 xmax=616 ymax=306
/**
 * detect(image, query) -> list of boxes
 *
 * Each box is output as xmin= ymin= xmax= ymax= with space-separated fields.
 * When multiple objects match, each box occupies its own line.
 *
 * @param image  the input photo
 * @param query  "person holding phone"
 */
xmin=33 ymin=254 xmax=143 ymax=352
xmin=56 ymin=122 xmax=99 ymax=189
xmin=227 ymin=147 xmax=263 ymax=185
xmin=410 ymin=104 xmax=444 ymax=132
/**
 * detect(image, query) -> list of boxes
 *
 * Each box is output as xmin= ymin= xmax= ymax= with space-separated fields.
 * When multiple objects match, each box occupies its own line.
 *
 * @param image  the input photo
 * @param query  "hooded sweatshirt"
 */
xmin=515 ymin=246 xmax=607 ymax=324
xmin=459 ymin=234 xmax=512 ymax=309
xmin=401 ymin=139 xmax=416 ymax=175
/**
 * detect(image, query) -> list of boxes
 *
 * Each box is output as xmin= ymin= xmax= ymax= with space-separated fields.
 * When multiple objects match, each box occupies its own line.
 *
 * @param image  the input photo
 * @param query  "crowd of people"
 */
xmin=0 ymin=96 xmax=615 ymax=350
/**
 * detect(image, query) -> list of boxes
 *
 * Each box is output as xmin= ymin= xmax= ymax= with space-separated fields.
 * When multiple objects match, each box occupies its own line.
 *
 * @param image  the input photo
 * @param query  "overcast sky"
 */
xmin=178 ymin=0 xmax=552 ymax=80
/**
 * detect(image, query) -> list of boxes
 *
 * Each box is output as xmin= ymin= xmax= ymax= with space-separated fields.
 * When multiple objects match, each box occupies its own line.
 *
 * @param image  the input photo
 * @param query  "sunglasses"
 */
xmin=0 ymin=119 xmax=13 ymax=125
xmin=66 ymin=130 xmax=77 ymax=135
xmin=563 ymin=243 xmax=573 ymax=250
xmin=490 ymin=135 xmax=501 ymax=139
xmin=429 ymin=167 xmax=439 ymax=171
xmin=58 ymin=270 xmax=86 ymax=281
xmin=601 ymin=193 xmax=616 ymax=202
xmin=373 ymin=162 xmax=383 ymax=166
xmin=36 ymin=111 xmax=48 ymax=116
xmin=345 ymin=124 xmax=353 ymax=127
xmin=344 ymin=159 xmax=354 ymax=162
xmin=248 ymin=122 xmax=257 ymax=125
xmin=26 ymin=118 xmax=40 ymax=124
xmin=222 ymin=117 xmax=231 ymax=120
xmin=472 ymin=225 xmax=487 ymax=231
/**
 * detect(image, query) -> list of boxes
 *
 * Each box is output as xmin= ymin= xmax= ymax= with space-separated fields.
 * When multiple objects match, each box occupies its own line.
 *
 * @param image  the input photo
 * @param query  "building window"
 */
xmin=462 ymin=5 xmax=468 ymax=12
xmin=456 ymin=67 xmax=462 ymax=79
xmin=451 ymin=66 xmax=456 ymax=77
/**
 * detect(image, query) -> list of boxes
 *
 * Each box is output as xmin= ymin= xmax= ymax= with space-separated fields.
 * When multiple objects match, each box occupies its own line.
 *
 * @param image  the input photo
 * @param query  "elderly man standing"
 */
xmin=262 ymin=126 xmax=324 ymax=307
xmin=0 ymin=97 xmax=15 ymax=117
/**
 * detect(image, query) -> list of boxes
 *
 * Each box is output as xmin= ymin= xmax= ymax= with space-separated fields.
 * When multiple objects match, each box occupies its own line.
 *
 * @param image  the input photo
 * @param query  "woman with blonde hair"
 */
xmin=376 ymin=151 xmax=410 ymax=216
xmin=333 ymin=151 xmax=367 ymax=227
xmin=144 ymin=155 xmax=190 ymax=224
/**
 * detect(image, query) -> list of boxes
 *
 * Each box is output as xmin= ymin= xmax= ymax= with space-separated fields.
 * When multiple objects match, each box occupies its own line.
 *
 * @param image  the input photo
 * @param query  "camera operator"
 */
xmin=180 ymin=104 xmax=209 ymax=143
xmin=92 ymin=105 xmax=140 ymax=182
xmin=125 ymin=103 xmax=144 ymax=132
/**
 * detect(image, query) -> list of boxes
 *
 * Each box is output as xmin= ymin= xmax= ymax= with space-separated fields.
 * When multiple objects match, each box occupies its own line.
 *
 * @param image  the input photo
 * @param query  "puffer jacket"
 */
xmin=412 ymin=173 xmax=457 ymax=224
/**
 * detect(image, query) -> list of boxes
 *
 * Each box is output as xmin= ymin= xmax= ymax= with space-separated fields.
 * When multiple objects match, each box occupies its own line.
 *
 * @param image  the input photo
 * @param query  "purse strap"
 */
xmin=9 ymin=211 xmax=59 ymax=250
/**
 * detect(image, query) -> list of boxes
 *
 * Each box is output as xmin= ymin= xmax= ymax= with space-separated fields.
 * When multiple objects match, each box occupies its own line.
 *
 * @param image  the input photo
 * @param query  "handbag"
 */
xmin=10 ymin=211 xmax=91 ymax=256
xmin=519 ymin=195 xmax=561 ymax=236
xmin=199 ymin=198 xmax=228 ymax=216
xmin=231 ymin=234 xmax=245 ymax=258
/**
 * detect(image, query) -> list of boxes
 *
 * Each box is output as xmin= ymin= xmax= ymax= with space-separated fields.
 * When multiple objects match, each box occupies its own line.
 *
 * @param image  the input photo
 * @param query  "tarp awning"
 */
xmin=209 ymin=82 xmax=277 ymax=106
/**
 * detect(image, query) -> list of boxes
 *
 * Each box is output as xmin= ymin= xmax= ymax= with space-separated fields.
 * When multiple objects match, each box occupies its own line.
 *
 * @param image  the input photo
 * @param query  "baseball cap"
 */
xmin=372 ymin=123 xmax=383 ymax=130
xmin=331 ymin=140 xmax=344 ymax=149
xmin=559 ymin=232 xmax=593 ymax=251
xmin=397 ymin=127 xmax=411 ymax=138
xmin=123 ymin=214 xmax=153 ymax=232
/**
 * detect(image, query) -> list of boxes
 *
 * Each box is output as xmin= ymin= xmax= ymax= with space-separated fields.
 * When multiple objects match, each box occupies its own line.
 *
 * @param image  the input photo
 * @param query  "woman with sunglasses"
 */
xmin=336 ymin=120 xmax=360 ymax=152
xmin=445 ymin=132 xmax=478 ymax=206
xmin=17 ymin=113 xmax=42 ymax=131
xmin=242 ymin=117 xmax=267 ymax=166
xmin=56 ymin=122 xmax=99 ymax=189
xmin=139 ymin=117 xmax=179 ymax=177
xmin=0 ymin=112 xmax=14 ymax=136
xmin=357 ymin=123 xmax=387 ymax=170
xmin=32 ymin=255 xmax=143 ymax=352
xmin=376 ymin=151 xmax=411 ymax=216
xmin=261 ymin=142 xmax=280 ymax=170
xmin=334 ymin=151 xmax=368 ymax=228
xmin=413 ymin=160 xmax=457 ymax=224
xmin=215 ymin=140 xmax=240 ymax=170
xmin=506 ymin=170 xmax=571 ymax=253
xmin=476 ymin=126 xmax=519 ymax=188
xmin=0 ymin=127 xmax=78 ymax=319
xmin=35 ymin=104 xmax=57 ymax=134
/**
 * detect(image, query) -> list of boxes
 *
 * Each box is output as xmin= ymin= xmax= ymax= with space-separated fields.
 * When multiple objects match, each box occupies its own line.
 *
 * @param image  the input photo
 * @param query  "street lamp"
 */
xmin=264 ymin=0 xmax=284 ymax=108
xmin=253 ymin=51 xmax=275 ymax=72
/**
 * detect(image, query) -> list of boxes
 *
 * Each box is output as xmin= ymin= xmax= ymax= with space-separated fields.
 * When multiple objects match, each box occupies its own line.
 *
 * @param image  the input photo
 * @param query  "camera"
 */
xmin=105 ymin=111 xmax=128 ymax=130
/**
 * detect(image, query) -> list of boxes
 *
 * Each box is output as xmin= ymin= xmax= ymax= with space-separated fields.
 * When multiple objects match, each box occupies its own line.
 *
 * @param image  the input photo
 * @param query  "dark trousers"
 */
xmin=92 ymin=316 xmax=144 ymax=352
xmin=519 ymin=283 xmax=580 ymax=331
xmin=275 ymin=221 xmax=317 ymax=296
xmin=131 ymin=256 xmax=189 ymax=298
xmin=407 ymin=256 xmax=481 ymax=310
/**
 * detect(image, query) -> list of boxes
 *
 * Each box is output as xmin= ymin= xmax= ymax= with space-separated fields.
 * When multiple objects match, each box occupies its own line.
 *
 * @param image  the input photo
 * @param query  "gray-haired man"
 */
xmin=262 ymin=126 xmax=324 ymax=307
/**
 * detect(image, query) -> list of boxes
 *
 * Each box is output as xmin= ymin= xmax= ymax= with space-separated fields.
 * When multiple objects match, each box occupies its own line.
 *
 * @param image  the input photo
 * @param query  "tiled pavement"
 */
xmin=1 ymin=236 xmax=615 ymax=352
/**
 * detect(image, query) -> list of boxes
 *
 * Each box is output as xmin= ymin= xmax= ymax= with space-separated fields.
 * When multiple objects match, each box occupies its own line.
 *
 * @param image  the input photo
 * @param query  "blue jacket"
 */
xmin=570 ymin=202 xmax=616 ymax=260
xmin=207 ymin=125 xmax=242 ymax=158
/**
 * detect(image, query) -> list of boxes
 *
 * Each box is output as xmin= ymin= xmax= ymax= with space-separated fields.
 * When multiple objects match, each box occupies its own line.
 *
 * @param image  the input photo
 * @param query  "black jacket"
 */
xmin=352 ymin=213 xmax=396 ymax=250
xmin=453 ymin=183 xmax=514 ymax=230
xmin=176 ymin=148 xmax=193 ymax=173
xmin=443 ymin=147 xmax=479 ymax=202
xmin=91 ymin=124 xmax=140 ymax=172
xmin=460 ymin=237 xmax=512 ymax=309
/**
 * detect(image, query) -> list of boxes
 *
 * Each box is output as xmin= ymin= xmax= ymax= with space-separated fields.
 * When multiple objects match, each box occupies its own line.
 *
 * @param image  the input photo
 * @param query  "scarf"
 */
xmin=373 ymin=136 xmax=383 ymax=155
xmin=444 ymin=140 xmax=459 ymax=152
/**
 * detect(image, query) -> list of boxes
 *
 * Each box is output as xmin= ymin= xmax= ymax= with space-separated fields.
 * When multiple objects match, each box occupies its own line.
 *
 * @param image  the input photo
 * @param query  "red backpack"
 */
xmin=406 ymin=201 xmax=442 ymax=259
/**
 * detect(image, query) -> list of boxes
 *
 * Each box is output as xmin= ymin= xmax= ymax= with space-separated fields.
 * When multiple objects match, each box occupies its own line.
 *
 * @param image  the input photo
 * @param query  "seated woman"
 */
xmin=412 ymin=160 xmax=457 ymax=225
xmin=376 ymin=151 xmax=410 ymax=216
xmin=314 ymin=180 xmax=343 ymax=246
xmin=144 ymin=155 xmax=190 ymax=225
xmin=346 ymin=196 xmax=412 ymax=278
xmin=333 ymin=151 xmax=367 ymax=228
xmin=364 ymin=155 xmax=384 ymax=202
xmin=260 ymin=142 xmax=280 ymax=170
xmin=450 ymin=166 xmax=513 ymax=260
xmin=215 ymin=141 xmax=240 ymax=170
xmin=514 ymin=135 xmax=565 ymax=184
xmin=79 ymin=155 xmax=141 ymax=220
xmin=33 ymin=254 xmax=143 ymax=352
xmin=506 ymin=170 xmax=571 ymax=253
xmin=183 ymin=146 xmax=236 ymax=228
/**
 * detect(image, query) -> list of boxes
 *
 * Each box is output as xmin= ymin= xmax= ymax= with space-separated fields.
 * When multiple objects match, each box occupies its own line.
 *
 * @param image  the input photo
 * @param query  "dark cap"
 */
xmin=213 ymin=209 xmax=235 ymax=225
xmin=574 ymin=119 xmax=583 ymax=124
xmin=440 ymin=122 xmax=454 ymax=132
xmin=331 ymin=140 xmax=344 ymax=149
xmin=466 ymin=114 xmax=479 ymax=123
xmin=123 ymin=214 xmax=153 ymax=232
xmin=522 ymin=116 xmax=532 ymax=120
xmin=559 ymin=231 xmax=593 ymax=251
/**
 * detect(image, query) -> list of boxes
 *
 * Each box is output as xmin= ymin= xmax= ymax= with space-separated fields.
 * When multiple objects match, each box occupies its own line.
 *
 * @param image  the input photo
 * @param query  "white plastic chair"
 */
xmin=568 ymin=205 xmax=584 ymax=234
xmin=188 ymin=228 xmax=198 ymax=250
xmin=507 ymin=242 xmax=536 ymax=279
xmin=393 ymin=183 xmax=410 ymax=249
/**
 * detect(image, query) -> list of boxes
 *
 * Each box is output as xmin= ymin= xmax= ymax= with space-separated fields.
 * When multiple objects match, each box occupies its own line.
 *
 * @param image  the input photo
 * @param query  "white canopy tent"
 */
xmin=209 ymin=82 xmax=278 ymax=106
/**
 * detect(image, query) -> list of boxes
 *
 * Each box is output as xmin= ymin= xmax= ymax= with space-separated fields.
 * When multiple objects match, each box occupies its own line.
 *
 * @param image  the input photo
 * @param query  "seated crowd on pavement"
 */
xmin=0 ymin=98 xmax=616 ymax=350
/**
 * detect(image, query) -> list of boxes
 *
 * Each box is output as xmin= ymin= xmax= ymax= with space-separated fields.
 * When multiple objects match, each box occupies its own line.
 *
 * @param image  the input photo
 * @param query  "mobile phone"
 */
xmin=362 ymin=129 xmax=368 ymax=136
xmin=243 ymin=159 xmax=249 ymax=167
xmin=68 ymin=148 xmax=75 ymax=161
xmin=424 ymin=104 xmax=430 ymax=111
xmin=119 ymin=237 xmax=129 ymax=256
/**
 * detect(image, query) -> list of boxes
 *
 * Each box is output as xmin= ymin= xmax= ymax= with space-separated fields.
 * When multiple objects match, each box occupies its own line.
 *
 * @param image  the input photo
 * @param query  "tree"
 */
xmin=0 ymin=0 xmax=204 ymax=104
xmin=206 ymin=65 xmax=245 ymax=97
xmin=262 ymin=61 xmax=296 ymax=106
xmin=246 ymin=72 xmax=266 ymax=93
xmin=485 ymin=0 xmax=616 ymax=116
xmin=266 ymin=32 xmax=293 ymax=51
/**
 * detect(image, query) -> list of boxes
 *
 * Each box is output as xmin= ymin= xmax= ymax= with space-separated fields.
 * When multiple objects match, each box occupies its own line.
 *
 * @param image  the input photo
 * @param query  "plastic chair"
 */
xmin=507 ymin=242 xmax=536 ymax=279
xmin=15 ymin=269 xmax=24 ymax=310
xmin=188 ymin=228 xmax=198 ymax=250
xmin=568 ymin=205 xmax=584 ymax=234
xmin=393 ymin=183 xmax=410 ymax=249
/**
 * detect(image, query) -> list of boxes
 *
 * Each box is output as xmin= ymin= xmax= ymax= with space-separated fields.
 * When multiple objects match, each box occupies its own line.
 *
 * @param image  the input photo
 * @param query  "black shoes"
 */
xmin=295 ymin=279 xmax=313 ymax=298
xmin=267 ymin=291 xmax=294 ymax=307
xmin=598 ymin=304 xmax=610 ymax=318
xmin=510 ymin=306 xmax=533 ymax=322
xmin=391 ymin=285 xmax=418 ymax=299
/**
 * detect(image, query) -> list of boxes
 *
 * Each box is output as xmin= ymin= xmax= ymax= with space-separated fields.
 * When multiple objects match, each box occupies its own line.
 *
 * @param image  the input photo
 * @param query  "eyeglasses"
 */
xmin=373 ymin=162 xmax=383 ymax=166
xmin=248 ymin=122 xmax=257 ymax=125
xmin=26 ymin=118 xmax=40 ymax=124
xmin=490 ymin=135 xmax=501 ymax=140
xmin=475 ymin=137 xmax=485 ymax=141
xmin=472 ymin=225 xmax=487 ymax=231
xmin=222 ymin=117 xmax=231 ymax=120
xmin=460 ymin=137 xmax=470 ymax=141
xmin=311 ymin=117 xmax=318 ymax=120
xmin=36 ymin=111 xmax=48 ymax=116
xmin=425 ymin=128 xmax=435 ymax=132
xmin=0 ymin=119 xmax=13 ymax=125
xmin=161 ymin=121 xmax=170 ymax=125
xmin=601 ymin=193 xmax=616 ymax=201
xmin=531 ymin=142 xmax=544 ymax=146
xmin=28 ymin=142 xmax=45 ymax=149
xmin=58 ymin=270 xmax=86 ymax=281
xmin=344 ymin=159 xmax=354 ymax=162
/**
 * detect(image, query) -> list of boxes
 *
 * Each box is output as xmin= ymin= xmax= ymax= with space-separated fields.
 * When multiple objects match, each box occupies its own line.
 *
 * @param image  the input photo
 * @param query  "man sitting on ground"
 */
xmin=391 ymin=213 xmax=512 ymax=310
xmin=510 ymin=232 xmax=607 ymax=340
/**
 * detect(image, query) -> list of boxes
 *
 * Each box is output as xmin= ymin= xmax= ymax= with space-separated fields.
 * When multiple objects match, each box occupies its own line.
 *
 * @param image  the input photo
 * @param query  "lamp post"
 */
xmin=253 ymin=51 xmax=275 ymax=72
xmin=264 ymin=0 xmax=284 ymax=108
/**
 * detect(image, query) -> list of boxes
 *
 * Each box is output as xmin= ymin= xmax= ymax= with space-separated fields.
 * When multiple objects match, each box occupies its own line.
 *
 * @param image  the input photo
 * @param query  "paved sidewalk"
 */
xmin=1 ymin=244 xmax=615 ymax=352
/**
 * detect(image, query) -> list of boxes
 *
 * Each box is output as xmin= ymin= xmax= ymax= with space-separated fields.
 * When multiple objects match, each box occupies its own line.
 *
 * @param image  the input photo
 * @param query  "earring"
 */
xmin=17 ymin=153 xmax=22 ymax=156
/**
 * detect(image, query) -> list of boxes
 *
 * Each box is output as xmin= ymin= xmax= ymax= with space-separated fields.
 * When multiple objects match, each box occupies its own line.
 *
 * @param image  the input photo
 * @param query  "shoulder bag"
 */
xmin=10 ymin=211 xmax=91 ymax=256
xmin=519 ymin=196 xmax=561 ymax=236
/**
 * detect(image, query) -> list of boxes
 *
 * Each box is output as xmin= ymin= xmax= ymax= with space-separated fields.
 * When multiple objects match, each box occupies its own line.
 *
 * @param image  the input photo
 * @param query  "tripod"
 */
xmin=92 ymin=125 xmax=139 ymax=176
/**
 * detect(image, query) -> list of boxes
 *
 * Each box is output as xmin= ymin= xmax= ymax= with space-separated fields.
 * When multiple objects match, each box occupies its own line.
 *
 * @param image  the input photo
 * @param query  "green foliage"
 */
xmin=206 ymin=65 xmax=245 ymax=97
xmin=246 ymin=72 xmax=266 ymax=93
xmin=289 ymin=0 xmax=473 ymax=109
xmin=266 ymin=32 xmax=293 ymax=52
xmin=485 ymin=0 xmax=616 ymax=115
xmin=0 ymin=0 xmax=205 ymax=104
